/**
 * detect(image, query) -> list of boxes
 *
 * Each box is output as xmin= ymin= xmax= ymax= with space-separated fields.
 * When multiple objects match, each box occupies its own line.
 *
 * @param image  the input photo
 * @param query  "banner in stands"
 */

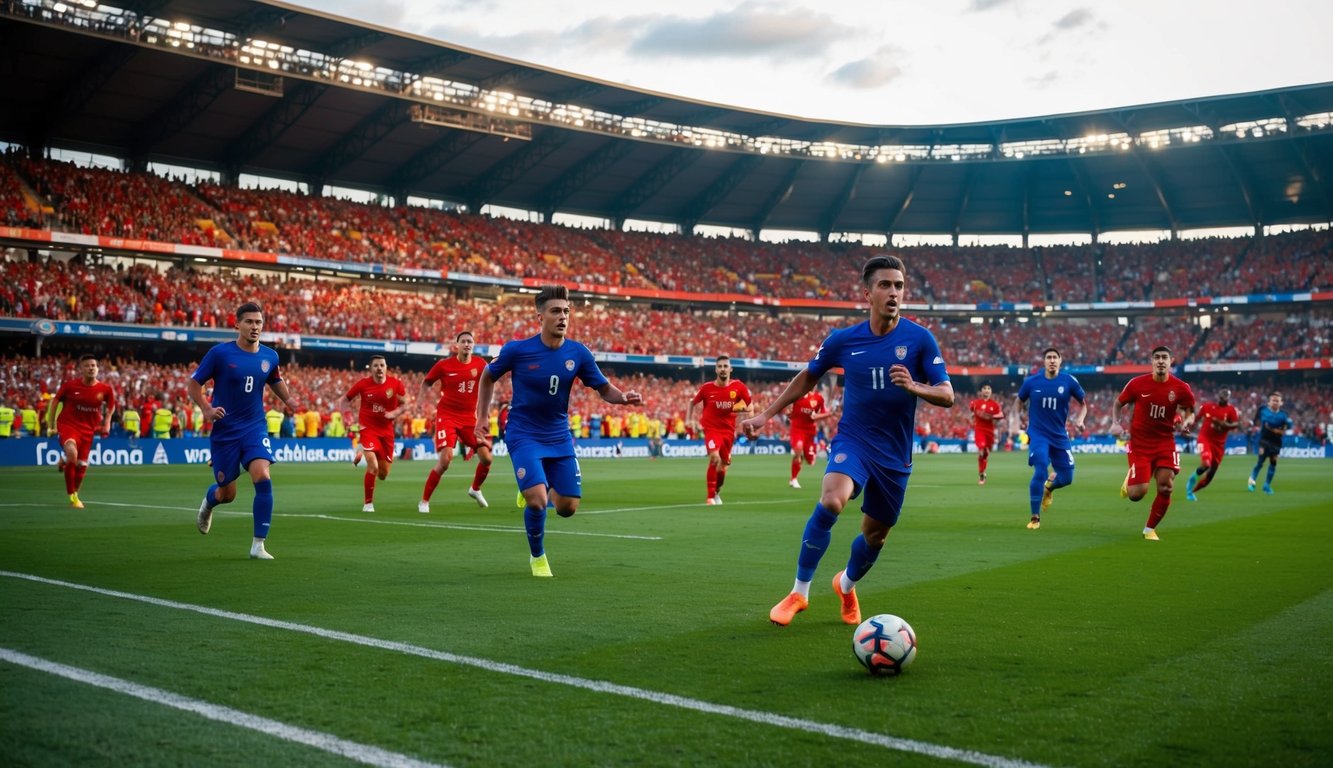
xmin=1 ymin=435 xmax=1326 ymax=466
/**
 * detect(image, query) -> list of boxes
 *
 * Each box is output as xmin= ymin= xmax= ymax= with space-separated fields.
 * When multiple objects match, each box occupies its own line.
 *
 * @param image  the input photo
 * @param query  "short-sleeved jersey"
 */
xmin=1117 ymin=373 xmax=1195 ymax=455
xmin=789 ymin=391 xmax=826 ymax=433
xmin=424 ymin=355 xmax=488 ymax=421
xmin=191 ymin=342 xmax=281 ymax=441
xmin=345 ymin=376 xmax=407 ymax=432
xmin=808 ymin=318 xmax=949 ymax=473
xmin=1196 ymin=401 xmax=1239 ymax=444
xmin=693 ymin=380 xmax=753 ymax=433
xmin=53 ymin=378 xmax=116 ymax=434
xmin=1017 ymin=372 xmax=1086 ymax=446
xmin=970 ymin=397 xmax=1003 ymax=434
xmin=487 ymin=334 xmax=608 ymax=448
xmin=1254 ymin=406 xmax=1293 ymax=445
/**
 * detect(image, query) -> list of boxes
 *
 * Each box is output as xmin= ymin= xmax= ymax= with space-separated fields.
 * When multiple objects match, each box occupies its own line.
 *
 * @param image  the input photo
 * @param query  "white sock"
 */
xmin=1142 ymin=527 xmax=1153 ymax=534
xmin=791 ymin=579 xmax=811 ymax=598
xmin=840 ymin=572 xmax=856 ymax=594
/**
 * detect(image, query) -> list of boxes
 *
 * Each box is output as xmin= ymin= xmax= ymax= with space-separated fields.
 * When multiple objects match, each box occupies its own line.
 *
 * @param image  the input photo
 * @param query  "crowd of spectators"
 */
xmin=3 ymin=254 xmax=1330 ymax=365
xmin=4 ymin=156 xmax=1331 ymax=304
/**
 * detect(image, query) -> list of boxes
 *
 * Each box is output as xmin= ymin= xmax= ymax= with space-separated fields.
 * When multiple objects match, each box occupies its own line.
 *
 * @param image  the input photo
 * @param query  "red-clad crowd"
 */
xmin=3 ymin=256 xmax=1329 ymax=365
xmin=3 ymin=155 xmax=1330 ymax=304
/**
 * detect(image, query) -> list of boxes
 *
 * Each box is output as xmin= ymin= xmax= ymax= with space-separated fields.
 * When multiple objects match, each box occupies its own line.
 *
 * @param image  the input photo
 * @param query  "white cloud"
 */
xmin=827 ymin=47 xmax=904 ymax=90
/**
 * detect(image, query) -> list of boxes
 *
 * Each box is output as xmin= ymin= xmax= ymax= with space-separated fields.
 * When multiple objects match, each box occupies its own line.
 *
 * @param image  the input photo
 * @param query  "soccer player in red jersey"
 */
xmin=418 ymin=331 xmax=493 ymax=513
xmin=1184 ymin=388 xmax=1240 ymax=501
xmin=787 ymin=389 xmax=832 ymax=488
xmin=968 ymin=383 xmax=1005 ymax=485
xmin=44 ymin=354 xmax=115 ymax=508
xmin=686 ymin=355 xmax=752 ymax=504
xmin=1110 ymin=346 xmax=1196 ymax=541
xmin=344 ymin=355 xmax=409 ymax=513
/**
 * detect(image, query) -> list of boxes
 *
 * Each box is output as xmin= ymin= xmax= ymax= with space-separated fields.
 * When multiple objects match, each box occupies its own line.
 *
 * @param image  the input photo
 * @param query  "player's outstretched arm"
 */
xmin=742 ymin=369 xmax=820 ymax=437
xmin=595 ymin=382 xmax=642 ymax=406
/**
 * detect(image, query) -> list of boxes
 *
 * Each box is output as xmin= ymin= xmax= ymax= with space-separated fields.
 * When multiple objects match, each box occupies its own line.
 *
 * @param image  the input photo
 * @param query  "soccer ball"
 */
xmin=853 ymin=614 xmax=917 ymax=675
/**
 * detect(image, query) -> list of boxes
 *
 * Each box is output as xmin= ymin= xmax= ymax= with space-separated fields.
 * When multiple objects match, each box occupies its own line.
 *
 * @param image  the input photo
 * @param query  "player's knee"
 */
xmin=818 ymin=494 xmax=845 ymax=515
xmin=1127 ymin=488 xmax=1148 ymax=502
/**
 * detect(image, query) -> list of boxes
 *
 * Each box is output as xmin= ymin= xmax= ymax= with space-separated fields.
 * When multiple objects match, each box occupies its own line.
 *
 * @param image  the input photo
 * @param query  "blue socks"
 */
xmin=795 ymin=504 xmax=838 ymax=582
xmin=252 ymin=480 xmax=273 ymax=539
xmin=1266 ymin=465 xmax=1276 ymax=486
xmin=845 ymin=534 xmax=881 ymax=582
xmin=524 ymin=504 xmax=546 ymax=557
xmin=205 ymin=483 xmax=227 ymax=510
xmin=1050 ymin=466 xmax=1074 ymax=490
xmin=1029 ymin=467 xmax=1046 ymax=515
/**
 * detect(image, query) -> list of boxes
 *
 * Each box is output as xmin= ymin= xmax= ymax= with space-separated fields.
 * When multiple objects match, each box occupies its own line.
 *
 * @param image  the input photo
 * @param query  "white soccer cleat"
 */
xmin=249 ymin=540 xmax=274 ymax=560
xmin=196 ymin=497 xmax=213 ymax=535
xmin=468 ymin=488 xmax=489 ymax=508
xmin=417 ymin=500 xmax=430 ymax=514
xmin=788 ymin=478 xmax=801 ymax=489
xmin=361 ymin=503 xmax=375 ymax=513
xmin=710 ymin=495 xmax=723 ymax=505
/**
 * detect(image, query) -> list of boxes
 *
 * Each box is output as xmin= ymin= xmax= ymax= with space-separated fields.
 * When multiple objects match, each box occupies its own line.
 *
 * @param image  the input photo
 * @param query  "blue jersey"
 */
xmin=488 ymin=334 xmax=608 ymax=449
xmin=1254 ymin=406 xmax=1292 ymax=445
xmin=190 ymin=341 xmax=281 ymax=441
xmin=808 ymin=318 xmax=949 ymax=473
xmin=1017 ymin=371 xmax=1085 ymax=447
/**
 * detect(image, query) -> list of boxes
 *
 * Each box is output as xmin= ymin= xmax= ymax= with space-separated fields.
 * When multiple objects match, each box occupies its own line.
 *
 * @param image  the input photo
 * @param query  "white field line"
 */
xmin=0 ymin=647 xmax=449 ymax=768
xmin=1 ymin=570 xmax=1051 ymax=768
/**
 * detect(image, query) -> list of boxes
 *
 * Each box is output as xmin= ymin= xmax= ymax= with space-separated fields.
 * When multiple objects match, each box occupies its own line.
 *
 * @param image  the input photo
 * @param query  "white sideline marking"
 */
xmin=2 ymin=570 xmax=1049 ymax=768
xmin=0 ymin=646 xmax=449 ymax=768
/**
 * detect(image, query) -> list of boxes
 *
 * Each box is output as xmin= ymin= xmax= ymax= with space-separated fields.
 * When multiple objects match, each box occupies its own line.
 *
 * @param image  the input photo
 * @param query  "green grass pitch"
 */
xmin=1 ymin=450 xmax=1330 ymax=767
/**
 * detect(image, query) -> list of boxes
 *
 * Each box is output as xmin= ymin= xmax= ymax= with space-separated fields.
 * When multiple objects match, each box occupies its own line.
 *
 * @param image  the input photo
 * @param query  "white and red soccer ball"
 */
xmin=853 ymin=613 xmax=917 ymax=675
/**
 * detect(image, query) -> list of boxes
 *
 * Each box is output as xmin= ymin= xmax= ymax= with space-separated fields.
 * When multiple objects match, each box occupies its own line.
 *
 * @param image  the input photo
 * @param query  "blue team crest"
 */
xmin=833 ymin=452 xmax=847 ymax=463
xmin=894 ymin=345 xmax=907 ymax=360
xmin=1058 ymin=386 xmax=1065 ymax=394
xmin=565 ymin=359 xmax=575 ymax=371
xmin=261 ymin=360 xmax=271 ymax=373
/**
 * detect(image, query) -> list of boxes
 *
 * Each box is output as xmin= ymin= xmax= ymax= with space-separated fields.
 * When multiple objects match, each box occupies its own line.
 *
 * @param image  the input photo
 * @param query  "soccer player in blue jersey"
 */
xmin=1248 ymin=391 xmax=1292 ymax=494
xmin=1013 ymin=348 xmax=1086 ymax=530
xmin=188 ymin=302 xmax=298 ymax=560
xmin=741 ymin=254 xmax=954 ymax=627
xmin=473 ymin=285 xmax=642 ymax=577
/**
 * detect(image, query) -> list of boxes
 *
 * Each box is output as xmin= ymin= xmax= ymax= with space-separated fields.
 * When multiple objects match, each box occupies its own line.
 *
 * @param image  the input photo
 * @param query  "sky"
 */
xmin=295 ymin=0 xmax=1333 ymax=126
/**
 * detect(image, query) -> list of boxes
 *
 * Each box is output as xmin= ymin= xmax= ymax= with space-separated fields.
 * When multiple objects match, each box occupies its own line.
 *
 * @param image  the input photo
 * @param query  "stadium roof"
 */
xmin=3 ymin=0 xmax=1332 ymax=239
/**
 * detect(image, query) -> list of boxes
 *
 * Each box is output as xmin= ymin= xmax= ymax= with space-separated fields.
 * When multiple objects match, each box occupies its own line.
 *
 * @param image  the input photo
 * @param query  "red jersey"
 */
xmin=53 ymin=378 xmax=115 ymax=434
xmin=790 ymin=391 xmax=826 ymax=433
xmin=345 ymin=376 xmax=407 ymax=432
xmin=692 ymin=379 xmax=752 ymax=433
xmin=1117 ymin=373 xmax=1195 ymax=454
xmin=1196 ymin=401 xmax=1239 ymax=444
xmin=969 ymin=397 xmax=1003 ymax=434
xmin=423 ymin=355 xmax=487 ymax=422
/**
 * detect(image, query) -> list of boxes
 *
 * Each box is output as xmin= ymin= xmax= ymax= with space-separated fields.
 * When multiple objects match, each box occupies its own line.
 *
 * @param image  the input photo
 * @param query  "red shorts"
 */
xmin=434 ymin=415 xmax=482 ymax=453
xmin=58 ymin=426 xmax=94 ymax=462
xmin=1198 ymin=438 xmax=1226 ymax=466
xmin=974 ymin=430 xmax=995 ymax=453
xmin=790 ymin=429 xmax=817 ymax=464
xmin=704 ymin=429 xmax=736 ymax=464
xmin=1126 ymin=445 xmax=1180 ymax=485
xmin=358 ymin=428 xmax=396 ymax=462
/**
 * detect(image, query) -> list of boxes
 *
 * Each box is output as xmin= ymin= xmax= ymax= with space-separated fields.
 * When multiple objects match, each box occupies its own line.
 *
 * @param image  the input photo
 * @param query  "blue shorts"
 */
xmin=508 ymin=440 xmax=582 ymax=498
xmin=210 ymin=430 xmax=276 ymax=486
xmin=1028 ymin=439 xmax=1074 ymax=471
xmin=824 ymin=440 xmax=908 ymax=526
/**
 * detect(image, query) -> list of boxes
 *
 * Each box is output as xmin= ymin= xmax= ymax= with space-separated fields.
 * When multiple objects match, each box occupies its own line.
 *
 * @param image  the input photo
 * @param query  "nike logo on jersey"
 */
xmin=850 ymin=350 xmax=866 ymax=356
xmin=447 ymin=373 xmax=459 ymax=377
xmin=1140 ymin=393 xmax=1151 ymax=398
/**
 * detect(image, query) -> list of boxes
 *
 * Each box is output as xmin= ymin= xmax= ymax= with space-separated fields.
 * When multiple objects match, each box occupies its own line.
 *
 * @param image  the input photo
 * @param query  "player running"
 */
xmin=418 ymin=331 xmax=493 ymax=513
xmin=1013 ymin=348 xmax=1086 ymax=529
xmin=786 ymin=388 xmax=832 ymax=489
xmin=344 ymin=355 xmax=409 ymax=513
xmin=189 ymin=302 xmax=298 ymax=560
xmin=45 ymin=354 xmax=115 ymax=509
xmin=743 ymin=254 xmax=954 ymax=627
xmin=969 ymin=383 xmax=1004 ymax=485
xmin=686 ymin=355 xmax=752 ymax=504
xmin=1248 ymin=391 xmax=1292 ymax=495
xmin=1111 ymin=346 xmax=1196 ymax=541
xmin=473 ymin=285 xmax=642 ymax=577
xmin=1184 ymin=388 xmax=1240 ymax=501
